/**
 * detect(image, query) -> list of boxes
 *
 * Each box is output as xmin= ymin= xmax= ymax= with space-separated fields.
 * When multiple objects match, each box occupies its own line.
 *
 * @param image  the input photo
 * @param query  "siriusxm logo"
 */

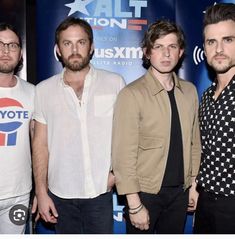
xmin=94 ymin=47 xmax=143 ymax=59
xmin=193 ymin=45 xmax=204 ymax=65
xmin=65 ymin=0 xmax=148 ymax=30
xmin=54 ymin=46 xmax=143 ymax=61
xmin=0 ymin=98 xmax=28 ymax=146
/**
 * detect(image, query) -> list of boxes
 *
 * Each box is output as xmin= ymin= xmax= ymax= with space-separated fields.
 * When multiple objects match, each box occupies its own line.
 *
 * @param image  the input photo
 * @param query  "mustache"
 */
xmin=0 ymin=56 xmax=12 ymax=60
xmin=68 ymin=53 xmax=82 ymax=60
xmin=214 ymin=53 xmax=227 ymax=58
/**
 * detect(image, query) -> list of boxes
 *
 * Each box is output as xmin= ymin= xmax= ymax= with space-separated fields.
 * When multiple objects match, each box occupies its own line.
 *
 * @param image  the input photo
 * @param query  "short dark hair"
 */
xmin=0 ymin=22 xmax=22 ymax=47
xmin=141 ymin=19 xmax=185 ymax=68
xmin=55 ymin=17 xmax=93 ymax=45
xmin=203 ymin=3 xmax=235 ymax=29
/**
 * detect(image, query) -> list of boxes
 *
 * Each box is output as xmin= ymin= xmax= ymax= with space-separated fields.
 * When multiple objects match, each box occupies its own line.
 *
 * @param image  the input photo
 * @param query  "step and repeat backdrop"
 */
xmin=36 ymin=0 xmax=234 ymax=99
xmin=0 ymin=0 xmax=233 ymax=234
xmin=35 ymin=0 xmax=235 ymax=234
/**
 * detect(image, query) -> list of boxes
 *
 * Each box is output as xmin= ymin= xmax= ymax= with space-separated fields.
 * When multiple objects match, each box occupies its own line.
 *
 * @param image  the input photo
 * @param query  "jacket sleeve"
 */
xmin=112 ymin=87 xmax=141 ymax=195
xmin=191 ymin=87 xmax=201 ymax=178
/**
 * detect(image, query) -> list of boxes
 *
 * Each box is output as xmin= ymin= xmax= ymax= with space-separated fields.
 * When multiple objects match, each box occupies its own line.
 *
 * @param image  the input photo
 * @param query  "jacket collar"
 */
xmin=145 ymin=68 xmax=183 ymax=95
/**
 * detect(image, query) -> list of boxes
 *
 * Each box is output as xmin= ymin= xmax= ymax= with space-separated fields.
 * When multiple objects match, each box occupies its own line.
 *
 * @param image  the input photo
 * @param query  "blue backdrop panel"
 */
xmin=36 ymin=0 xmax=175 ymax=83
xmin=176 ymin=0 xmax=214 ymax=99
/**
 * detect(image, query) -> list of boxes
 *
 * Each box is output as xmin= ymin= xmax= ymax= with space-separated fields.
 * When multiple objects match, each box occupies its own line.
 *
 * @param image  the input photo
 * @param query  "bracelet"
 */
xmin=129 ymin=204 xmax=144 ymax=215
xmin=129 ymin=203 xmax=142 ymax=211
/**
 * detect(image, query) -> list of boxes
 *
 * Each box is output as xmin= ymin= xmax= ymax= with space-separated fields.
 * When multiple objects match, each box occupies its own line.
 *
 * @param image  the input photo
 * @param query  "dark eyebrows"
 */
xmin=222 ymin=35 xmax=235 ymax=39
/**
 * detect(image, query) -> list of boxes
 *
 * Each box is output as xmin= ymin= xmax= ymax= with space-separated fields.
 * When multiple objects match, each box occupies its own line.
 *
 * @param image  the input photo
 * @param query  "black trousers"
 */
xmin=194 ymin=188 xmax=235 ymax=234
xmin=48 ymin=191 xmax=113 ymax=234
xmin=125 ymin=186 xmax=189 ymax=234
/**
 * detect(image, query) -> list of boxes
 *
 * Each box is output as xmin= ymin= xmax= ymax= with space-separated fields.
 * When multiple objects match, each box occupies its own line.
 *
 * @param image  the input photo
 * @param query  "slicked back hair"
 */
xmin=203 ymin=3 xmax=235 ymax=38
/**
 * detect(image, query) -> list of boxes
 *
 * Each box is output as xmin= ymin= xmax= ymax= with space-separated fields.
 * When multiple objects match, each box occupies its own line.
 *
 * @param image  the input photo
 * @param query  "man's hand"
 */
xmin=129 ymin=205 xmax=150 ymax=230
xmin=188 ymin=181 xmax=199 ymax=212
xmin=36 ymin=192 xmax=58 ymax=223
xmin=127 ymin=193 xmax=150 ymax=230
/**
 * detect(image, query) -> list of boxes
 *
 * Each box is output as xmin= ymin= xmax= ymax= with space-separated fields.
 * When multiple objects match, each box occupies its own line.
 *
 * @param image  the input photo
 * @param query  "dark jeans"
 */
xmin=125 ymin=186 xmax=189 ymax=234
xmin=194 ymin=188 xmax=235 ymax=234
xmin=48 ymin=191 xmax=113 ymax=234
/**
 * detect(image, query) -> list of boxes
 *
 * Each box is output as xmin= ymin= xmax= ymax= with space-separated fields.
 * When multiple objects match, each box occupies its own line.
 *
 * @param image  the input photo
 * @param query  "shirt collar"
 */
xmin=229 ymin=74 xmax=235 ymax=90
xmin=145 ymin=68 xmax=183 ymax=95
xmin=60 ymin=64 xmax=94 ymax=87
xmin=209 ymin=74 xmax=235 ymax=95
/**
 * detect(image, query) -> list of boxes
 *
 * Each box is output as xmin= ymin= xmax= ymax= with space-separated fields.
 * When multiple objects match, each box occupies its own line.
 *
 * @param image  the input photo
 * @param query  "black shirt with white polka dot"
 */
xmin=196 ymin=75 xmax=235 ymax=196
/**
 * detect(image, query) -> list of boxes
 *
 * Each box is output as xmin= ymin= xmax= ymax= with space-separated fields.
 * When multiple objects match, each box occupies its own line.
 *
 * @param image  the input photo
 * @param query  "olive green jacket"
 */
xmin=112 ymin=69 xmax=201 ymax=195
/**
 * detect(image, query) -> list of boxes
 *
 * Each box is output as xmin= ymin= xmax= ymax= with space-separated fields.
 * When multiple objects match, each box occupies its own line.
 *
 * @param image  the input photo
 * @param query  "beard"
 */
xmin=0 ymin=59 xmax=19 ymax=73
xmin=62 ymin=53 xmax=90 ymax=72
xmin=209 ymin=54 xmax=235 ymax=74
xmin=211 ymin=61 xmax=235 ymax=74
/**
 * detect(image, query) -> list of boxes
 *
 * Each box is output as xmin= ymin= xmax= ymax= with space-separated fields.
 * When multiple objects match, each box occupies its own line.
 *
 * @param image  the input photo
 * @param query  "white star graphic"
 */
xmin=65 ymin=0 xmax=95 ymax=16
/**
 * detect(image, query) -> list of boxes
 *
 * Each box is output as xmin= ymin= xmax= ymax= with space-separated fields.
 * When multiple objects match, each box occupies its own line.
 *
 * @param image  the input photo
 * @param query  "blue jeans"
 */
xmin=49 ymin=191 xmax=113 ymax=234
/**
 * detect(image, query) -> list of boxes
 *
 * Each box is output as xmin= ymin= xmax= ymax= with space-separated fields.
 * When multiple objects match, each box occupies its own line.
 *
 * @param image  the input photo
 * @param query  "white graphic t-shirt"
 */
xmin=0 ymin=76 xmax=34 ymax=199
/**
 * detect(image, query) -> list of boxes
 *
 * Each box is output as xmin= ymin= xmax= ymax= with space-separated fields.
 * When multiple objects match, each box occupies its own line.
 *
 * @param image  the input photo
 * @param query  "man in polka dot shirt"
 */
xmin=194 ymin=3 xmax=235 ymax=234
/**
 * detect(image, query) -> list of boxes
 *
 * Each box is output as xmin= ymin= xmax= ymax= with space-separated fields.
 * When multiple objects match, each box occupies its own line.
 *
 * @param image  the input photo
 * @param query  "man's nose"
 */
xmin=2 ymin=44 xmax=10 ymax=54
xmin=163 ymin=47 xmax=170 ymax=57
xmin=216 ymin=41 xmax=224 ymax=54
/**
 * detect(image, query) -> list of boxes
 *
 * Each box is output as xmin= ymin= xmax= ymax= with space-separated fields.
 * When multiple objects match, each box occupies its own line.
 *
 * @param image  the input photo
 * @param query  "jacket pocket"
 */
xmin=139 ymin=136 xmax=163 ymax=150
xmin=137 ymin=136 xmax=164 ymax=179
